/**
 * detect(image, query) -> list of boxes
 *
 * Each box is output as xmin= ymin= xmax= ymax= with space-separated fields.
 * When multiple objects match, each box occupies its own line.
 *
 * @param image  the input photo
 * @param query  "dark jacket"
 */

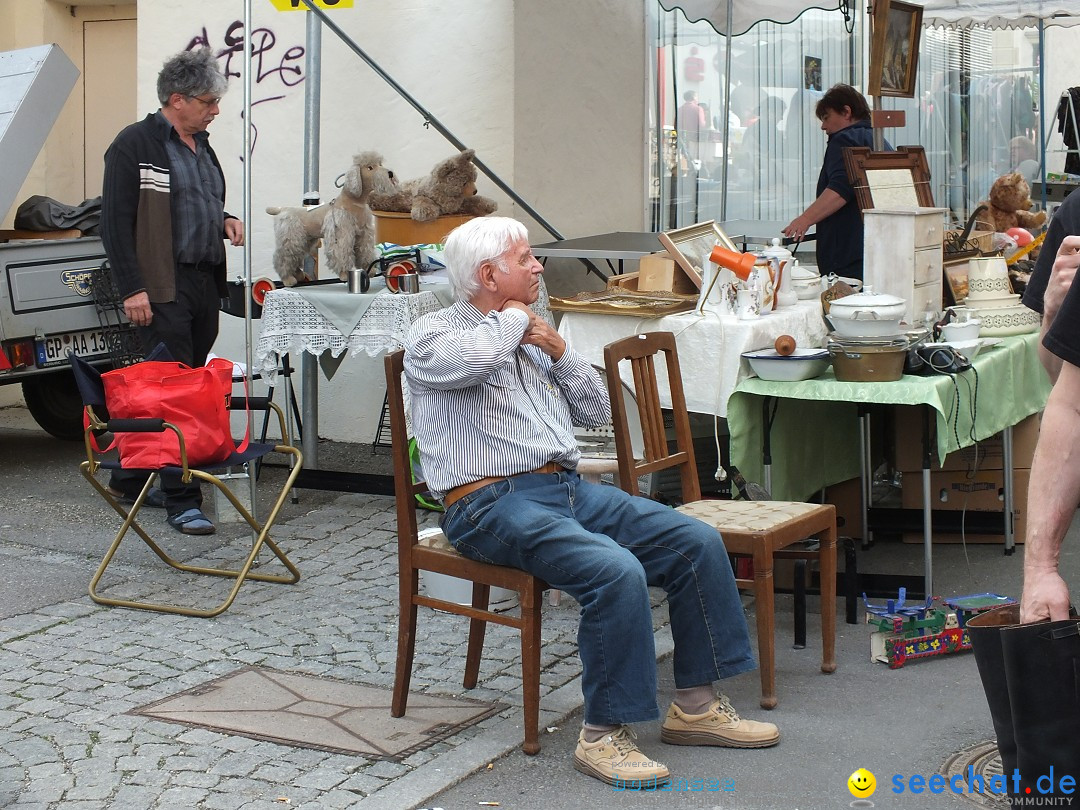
xmin=101 ymin=112 xmax=231 ymax=303
xmin=814 ymin=120 xmax=886 ymax=279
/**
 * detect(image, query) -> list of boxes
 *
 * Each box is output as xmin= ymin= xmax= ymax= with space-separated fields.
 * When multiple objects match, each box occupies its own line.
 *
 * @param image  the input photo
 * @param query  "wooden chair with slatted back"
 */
xmin=602 ymin=331 xmax=837 ymax=710
xmin=384 ymin=349 xmax=547 ymax=754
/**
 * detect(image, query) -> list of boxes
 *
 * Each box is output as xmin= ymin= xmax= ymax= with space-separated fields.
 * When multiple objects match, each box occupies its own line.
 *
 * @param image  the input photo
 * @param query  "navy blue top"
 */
xmin=815 ymin=120 xmax=885 ymax=279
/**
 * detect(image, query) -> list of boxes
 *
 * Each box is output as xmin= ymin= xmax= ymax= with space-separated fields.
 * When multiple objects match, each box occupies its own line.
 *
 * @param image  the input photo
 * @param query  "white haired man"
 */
xmin=403 ymin=216 xmax=778 ymax=785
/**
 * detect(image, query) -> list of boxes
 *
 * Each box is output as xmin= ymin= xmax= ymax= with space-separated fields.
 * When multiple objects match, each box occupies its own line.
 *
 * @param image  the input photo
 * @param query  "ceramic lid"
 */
xmin=829 ymin=291 xmax=906 ymax=309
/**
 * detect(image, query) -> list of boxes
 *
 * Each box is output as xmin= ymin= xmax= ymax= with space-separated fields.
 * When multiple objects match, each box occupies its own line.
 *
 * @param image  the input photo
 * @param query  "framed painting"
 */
xmin=842 ymin=146 xmax=935 ymax=211
xmin=868 ymin=0 xmax=923 ymax=98
xmin=943 ymin=258 xmax=970 ymax=305
xmin=657 ymin=221 xmax=737 ymax=290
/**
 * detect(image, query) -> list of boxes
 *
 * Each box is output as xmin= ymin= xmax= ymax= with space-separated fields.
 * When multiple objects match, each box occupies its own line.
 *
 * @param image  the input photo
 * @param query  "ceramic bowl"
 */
xmin=828 ymin=291 xmax=907 ymax=321
xmin=940 ymin=320 xmax=982 ymax=343
xmin=828 ymin=314 xmax=905 ymax=338
xmin=973 ymin=304 xmax=1040 ymax=336
xmin=742 ymin=347 xmax=830 ymax=382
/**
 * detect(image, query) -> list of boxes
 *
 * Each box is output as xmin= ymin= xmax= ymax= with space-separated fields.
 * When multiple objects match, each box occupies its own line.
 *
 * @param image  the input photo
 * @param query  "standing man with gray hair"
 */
xmin=403 ymin=216 xmax=778 ymax=787
xmin=101 ymin=48 xmax=244 ymax=536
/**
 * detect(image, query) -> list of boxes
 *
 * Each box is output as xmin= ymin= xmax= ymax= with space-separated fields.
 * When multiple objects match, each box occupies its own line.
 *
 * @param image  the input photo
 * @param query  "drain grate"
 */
xmin=940 ymin=739 xmax=1009 ymax=808
xmin=133 ymin=667 xmax=504 ymax=761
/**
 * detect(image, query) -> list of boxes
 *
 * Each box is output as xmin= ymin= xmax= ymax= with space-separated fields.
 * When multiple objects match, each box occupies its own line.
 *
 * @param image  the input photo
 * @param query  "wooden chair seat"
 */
xmin=384 ymin=350 xmax=547 ymax=755
xmin=603 ymin=331 xmax=836 ymax=710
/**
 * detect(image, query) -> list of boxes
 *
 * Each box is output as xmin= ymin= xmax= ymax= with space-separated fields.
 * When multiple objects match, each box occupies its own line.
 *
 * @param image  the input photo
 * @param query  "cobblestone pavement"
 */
xmin=0 ymin=491 xmax=673 ymax=810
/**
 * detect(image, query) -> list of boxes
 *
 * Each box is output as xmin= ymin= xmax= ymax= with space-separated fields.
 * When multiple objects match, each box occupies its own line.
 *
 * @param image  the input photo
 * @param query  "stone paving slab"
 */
xmin=0 ymin=491 xmax=675 ymax=809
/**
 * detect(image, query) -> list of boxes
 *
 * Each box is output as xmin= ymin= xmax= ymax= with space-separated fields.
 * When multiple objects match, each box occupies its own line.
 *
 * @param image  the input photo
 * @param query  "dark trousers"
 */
xmin=109 ymin=270 xmax=221 ymax=516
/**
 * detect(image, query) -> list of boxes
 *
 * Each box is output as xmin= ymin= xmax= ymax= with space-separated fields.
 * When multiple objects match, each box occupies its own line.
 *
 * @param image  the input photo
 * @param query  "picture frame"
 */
xmin=842 ymin=146 xmax=935 ymax=211
xmin=657 ymin=221 xmax=738 ymax=290
xmin=868 ymin=0 xmax=923 ymax=98
xmin=943 ymin=257 xmax=970 ymax=305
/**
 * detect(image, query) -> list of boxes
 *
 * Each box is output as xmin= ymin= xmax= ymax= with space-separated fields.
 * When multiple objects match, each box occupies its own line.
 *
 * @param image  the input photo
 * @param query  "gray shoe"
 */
xmin=167 ymin=508 xmax=215 ymax=535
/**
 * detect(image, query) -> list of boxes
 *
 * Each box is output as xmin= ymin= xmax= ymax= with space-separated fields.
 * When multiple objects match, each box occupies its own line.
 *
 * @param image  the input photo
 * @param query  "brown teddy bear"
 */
xmin=977 ymin=172 xmax=1047 ymax=233
xmin=370 ymin=148 xmax=497 ymax=222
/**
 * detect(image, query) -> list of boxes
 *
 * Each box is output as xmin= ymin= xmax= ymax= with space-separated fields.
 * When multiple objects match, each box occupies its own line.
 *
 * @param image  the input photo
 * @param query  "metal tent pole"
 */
xmin=243 ymin=0 xmax=259 ymax=528
xmin=720 ymin=0 xmax=733 ymax=221
xmin=300 ymin=11 xmax=321 ymax=468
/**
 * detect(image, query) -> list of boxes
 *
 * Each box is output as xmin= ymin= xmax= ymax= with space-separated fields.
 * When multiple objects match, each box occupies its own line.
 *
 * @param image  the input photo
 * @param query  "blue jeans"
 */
xmin=441 ymin=470 xmax=755 ymax=725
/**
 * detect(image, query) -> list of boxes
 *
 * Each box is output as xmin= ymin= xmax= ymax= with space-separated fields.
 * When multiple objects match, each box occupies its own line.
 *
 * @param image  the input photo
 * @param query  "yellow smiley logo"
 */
xmin=848 ymin=768 xmax=877 ymax=798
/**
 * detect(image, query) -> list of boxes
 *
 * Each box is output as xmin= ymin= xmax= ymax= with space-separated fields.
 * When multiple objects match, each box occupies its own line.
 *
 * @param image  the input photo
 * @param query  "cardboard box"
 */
xmin=636 ymin=251 xmax=699 ymax=295
xmin=901 ymin=468 xmax=1028 ymax=544
xmin=894 ymin=409 xmax=1040 ymax=473
xmin=823 ymin=476 xmax=864 ymax=541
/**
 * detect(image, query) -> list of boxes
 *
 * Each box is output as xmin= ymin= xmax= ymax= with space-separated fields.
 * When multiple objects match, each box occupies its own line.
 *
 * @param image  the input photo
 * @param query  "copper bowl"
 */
xmin=826 ymin=335 xmax=908 ymax=382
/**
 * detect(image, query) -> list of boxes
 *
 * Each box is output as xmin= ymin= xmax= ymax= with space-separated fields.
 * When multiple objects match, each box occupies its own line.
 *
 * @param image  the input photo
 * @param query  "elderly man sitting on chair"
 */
xmin=403 ymin=216 xmax=778 ymax=785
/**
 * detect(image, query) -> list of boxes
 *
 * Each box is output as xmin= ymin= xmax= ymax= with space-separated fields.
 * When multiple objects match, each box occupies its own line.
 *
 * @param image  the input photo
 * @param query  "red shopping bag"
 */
xmin=100 ymin=358 xmax=247 ymax=468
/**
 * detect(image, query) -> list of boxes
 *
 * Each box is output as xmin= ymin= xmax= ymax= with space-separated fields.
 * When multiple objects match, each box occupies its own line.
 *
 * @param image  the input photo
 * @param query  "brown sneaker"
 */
xmin=661 ymin=694 xmax=780 ymax=748
xmin=573 ymin=726 xmax=671 ymax=786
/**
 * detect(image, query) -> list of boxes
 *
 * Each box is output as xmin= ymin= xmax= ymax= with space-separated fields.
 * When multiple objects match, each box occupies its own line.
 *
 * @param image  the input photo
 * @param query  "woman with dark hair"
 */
xmin=782 ymin=84 xmax=889 ymax=280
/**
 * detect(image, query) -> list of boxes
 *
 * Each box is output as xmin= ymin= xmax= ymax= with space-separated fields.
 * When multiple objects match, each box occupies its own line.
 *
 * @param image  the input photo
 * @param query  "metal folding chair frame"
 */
xmin=73 ymin=354 xmax=303 ymax=617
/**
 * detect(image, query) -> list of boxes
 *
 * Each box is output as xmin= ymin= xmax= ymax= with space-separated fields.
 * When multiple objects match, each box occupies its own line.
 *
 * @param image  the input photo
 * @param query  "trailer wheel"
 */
xmin=22 ymin=370 xmax=85 ymax=441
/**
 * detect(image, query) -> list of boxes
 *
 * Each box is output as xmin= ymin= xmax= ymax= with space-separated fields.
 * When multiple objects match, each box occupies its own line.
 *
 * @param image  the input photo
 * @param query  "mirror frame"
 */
xmin=658 ymin=221 xmax=737 ymax=290
xmin=842 ymin=146 xmax=935 ymax=211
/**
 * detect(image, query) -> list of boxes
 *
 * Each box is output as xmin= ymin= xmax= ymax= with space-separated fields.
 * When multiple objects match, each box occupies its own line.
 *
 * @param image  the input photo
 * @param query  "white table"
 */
xmin=557 ymin=300 xmax=828 ymax=417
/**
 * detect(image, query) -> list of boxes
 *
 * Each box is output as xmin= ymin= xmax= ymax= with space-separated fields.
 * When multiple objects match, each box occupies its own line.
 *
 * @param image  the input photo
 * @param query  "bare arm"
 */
xmin=1038 ymin=234 xmax=1080 ymax=382
xmin=782 ymin=188 xmax=846 ymax=241
xmin=1021 ymin=358 xmax=1080 ymax=621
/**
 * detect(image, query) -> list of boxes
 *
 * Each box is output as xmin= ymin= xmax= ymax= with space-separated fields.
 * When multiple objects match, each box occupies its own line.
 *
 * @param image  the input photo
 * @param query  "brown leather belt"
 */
xmin=442 ymin=461 xmax=564 ymax=509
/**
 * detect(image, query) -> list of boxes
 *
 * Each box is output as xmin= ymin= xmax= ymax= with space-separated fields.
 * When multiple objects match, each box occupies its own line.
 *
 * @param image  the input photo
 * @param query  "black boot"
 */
xmin=1001 ymin=613 xmax=1080 ymax=801
xmin=966 ymin=606 xmax=1019 ymax=789
xmin=967 ymin=604 xmax=1080 ymax=805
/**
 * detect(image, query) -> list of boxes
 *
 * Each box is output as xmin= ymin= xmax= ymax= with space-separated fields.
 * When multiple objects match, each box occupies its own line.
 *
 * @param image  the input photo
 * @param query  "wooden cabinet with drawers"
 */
xmin=863 ymin=207 xmax=948 ymax=325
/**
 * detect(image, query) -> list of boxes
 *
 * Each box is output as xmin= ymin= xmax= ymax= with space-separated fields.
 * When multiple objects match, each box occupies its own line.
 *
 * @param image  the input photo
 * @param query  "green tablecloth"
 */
xmin=727 ymin=332 xmax=1051 ymax=501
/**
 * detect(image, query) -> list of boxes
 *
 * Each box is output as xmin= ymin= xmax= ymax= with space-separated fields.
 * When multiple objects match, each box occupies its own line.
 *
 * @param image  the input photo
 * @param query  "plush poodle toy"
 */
xmin=369 ymin=148 xmax=497 ymax=222
xmin=266 ymin=151 xmax=396 ymax=286
xmin=977 ymin=172 xmax=1047 ymax=234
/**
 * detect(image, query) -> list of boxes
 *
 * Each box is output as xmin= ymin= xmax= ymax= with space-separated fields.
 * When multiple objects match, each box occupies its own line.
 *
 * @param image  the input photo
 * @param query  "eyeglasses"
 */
xmin=186 ymin=95 xmax=221 ymax=107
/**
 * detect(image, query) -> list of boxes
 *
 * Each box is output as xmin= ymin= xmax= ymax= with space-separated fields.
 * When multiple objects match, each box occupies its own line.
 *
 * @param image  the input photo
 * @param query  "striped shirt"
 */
xmin=161 ymin=112 xmax=225 ymax=266
xmin=404 ymin=300 xmax=611 ymax=499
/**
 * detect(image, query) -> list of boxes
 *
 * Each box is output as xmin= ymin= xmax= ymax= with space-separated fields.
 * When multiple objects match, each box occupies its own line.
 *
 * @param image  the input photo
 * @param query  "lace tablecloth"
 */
xmin=255 ymin=285 xmax=449 ymax=377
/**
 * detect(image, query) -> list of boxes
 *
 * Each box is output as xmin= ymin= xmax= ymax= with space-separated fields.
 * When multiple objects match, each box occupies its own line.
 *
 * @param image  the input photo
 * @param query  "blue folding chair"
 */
xmin=69 ymin=351 xmax=303 ymax=617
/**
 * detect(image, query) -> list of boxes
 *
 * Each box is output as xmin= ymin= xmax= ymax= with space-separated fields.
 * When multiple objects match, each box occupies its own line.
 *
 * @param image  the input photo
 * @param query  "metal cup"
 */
xmin=397 ymin=273 xmax=420 ymax=294
xmin=347 ymin=268 xmax=365 ymax=294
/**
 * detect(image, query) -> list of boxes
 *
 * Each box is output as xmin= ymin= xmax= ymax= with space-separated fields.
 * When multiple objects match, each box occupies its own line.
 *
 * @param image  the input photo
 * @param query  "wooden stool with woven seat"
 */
xmin=384 ymin=349 xmax=547 ymax=754
xmin=603 ymin=331 xmax=837 ymax=710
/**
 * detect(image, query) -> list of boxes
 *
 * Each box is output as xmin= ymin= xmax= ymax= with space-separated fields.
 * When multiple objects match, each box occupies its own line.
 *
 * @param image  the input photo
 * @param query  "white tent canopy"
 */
xmin=659 ymin=0 xmax=1080 ymax=35
xmin=920 ymin=1 xmax=1080 ymax=30
xmin=656 ymin=1 xmax=839 ymax=37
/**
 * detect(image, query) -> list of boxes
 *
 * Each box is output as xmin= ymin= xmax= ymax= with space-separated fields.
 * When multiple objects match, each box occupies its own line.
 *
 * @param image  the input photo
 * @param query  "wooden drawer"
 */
xmin=913 ymin=213 xmax=945 ymax=248
xmin=911 ymin=281 xmax=943 ymax=320
xmin=913 ymin=247 xmax=941 ymax=286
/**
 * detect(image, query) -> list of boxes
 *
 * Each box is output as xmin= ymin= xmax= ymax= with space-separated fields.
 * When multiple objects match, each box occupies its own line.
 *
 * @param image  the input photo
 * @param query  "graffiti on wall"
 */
xmin=187 ymin=21 xmax=306 ymax=156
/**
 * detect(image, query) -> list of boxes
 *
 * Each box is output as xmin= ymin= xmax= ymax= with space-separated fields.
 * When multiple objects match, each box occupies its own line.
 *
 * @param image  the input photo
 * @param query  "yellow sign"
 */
xmin=268 ymin=0 xmax=353 ymax=11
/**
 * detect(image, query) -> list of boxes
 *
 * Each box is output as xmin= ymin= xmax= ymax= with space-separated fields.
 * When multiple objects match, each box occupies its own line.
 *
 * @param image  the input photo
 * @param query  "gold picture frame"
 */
xmin=657 ymin=221 xmax=737 ymax=291
xmin=868 ymin=0 xmax=923 ymax=98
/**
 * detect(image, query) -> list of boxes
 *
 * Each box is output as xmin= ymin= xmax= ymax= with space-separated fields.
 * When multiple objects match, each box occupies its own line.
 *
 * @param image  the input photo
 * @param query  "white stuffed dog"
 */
xmin=266 ymin=151 xmax=395 ymax=286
